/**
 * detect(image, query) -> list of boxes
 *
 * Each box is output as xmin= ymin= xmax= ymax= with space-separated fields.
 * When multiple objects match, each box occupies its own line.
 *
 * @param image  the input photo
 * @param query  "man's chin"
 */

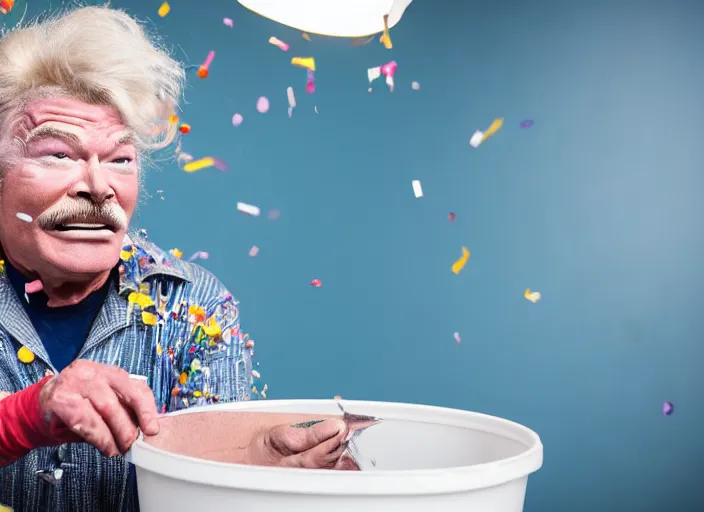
xmin=37 ymin=231 xmax=123 ymax=276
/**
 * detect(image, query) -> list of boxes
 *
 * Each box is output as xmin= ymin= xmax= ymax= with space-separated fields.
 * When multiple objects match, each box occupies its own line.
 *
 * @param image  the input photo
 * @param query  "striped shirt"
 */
xmin=0 ymin=234 xmax=254 ymax=511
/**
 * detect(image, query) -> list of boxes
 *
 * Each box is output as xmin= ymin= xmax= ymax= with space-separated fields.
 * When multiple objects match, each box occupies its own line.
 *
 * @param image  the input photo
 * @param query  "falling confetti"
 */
xmin=0 ymin=0 xmax=14 ymax=15
xmin=524 ymin=288 xmax=541 ymax=303
xmin=662 ymin=401 xmax=674 ymax=416
xmin=179 ymin=123 xmax=191 ymax=134
xmin=15 ymin=212 xmax=32 ymax=223
xmin=256 ymin=97 xmax=270 ymax=113
xmin=469 ymin=131 xmax=484 ymax=148
xmin=291 ymin=56 xmax=316 ymax=71
xmin=314 ymin=105 xmax=319 ymax=114
xmin=301 ymin=33 xmax=311 ymax=41
xmin=269 ymin=36 xmax=290 ymax=51
xmin=310 ymin=279 xmax=322 ymax=288
xmin=232 ymin=113 xmax=243 ymax=126
xmin=306 ymin=70 xmax=315 ymax=94
xmin=453 ymin=332 xmax=461 ymax=344
xmin=287 ymin=87 xmax=296 ymax=117
xmin=451 ymin=246 xmax=470 ymax=275
xmin=412 ymin=180 xmax=423 ymax=198
xmin=411 ymin=81 xmax=420 ymax=90
xmin=448 ymin=212 xmax=456 ymax=222
xmin=223 ymin=18 xmax=233 ymax=28
xmin=183 ymin=157 xmax=215 ymax=173
xmin=268 ymin=209 xmax=280 ymax=220
xmin=367 ymin=61 xmax=397 ymax=92
xmin=520 ymin=120 xmax=534 ymax=128
xmin=252 ymin=370 xmax=261 ymax=379
xmin=249 ymin=245 xmax=259 ymax=257
xmin=334 ymin=395 xmax=342 ymax=400
xmin=177 ymin=152 xmax=194 ymax=168
xmin=187 ymin=251 xmax=209 ymax=262
xmin=237 ymin=202 xmax=261 ymax=216
xmin=157 ymin=2 xmax=170 ymax=17
xmin=379 ymin=14 xmax=392 ymax=49
xmin=197 ymin=50 xmax=215 ymax=79
xmin=482 ymin=118 xmax=504 ymax=142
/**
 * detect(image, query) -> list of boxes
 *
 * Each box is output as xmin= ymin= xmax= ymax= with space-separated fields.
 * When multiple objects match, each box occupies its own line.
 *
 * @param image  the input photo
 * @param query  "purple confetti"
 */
xmin=520 ymin=120 xmax=534 ymax=128
xmin=223 ymin=18 xmax=233 ymax=28
xmin=256 ymin=97 xmax=270 ymax=113
xmin=662 ymin=401 xmax=674 ymax=416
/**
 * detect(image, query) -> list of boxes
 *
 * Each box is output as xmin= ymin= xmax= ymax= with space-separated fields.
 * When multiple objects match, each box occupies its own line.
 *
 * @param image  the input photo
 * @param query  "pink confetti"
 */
xmin=249 ymin=245 xmax=259 ymax=257
xmin=212 ymin=157 xmax=228 ymax=172
xmin=232 ymin=113 xmax=243 ymax=126
xmin=453 ymin=332 xmax=461 ymax=344
xmin=269 ymin=37 xmax=290 ymax=51
xmin=187 ymin=251 xmax=209 ymax=262
xmin=25 ymin=280 xmax=44 ymax=294
xmin=223 ymin=18 xmax=233 ymax=28
xmin=268 ymin=209 xmax=280 ymax=220
xmin=311 ymin=279 xmax=322 ymax=288
xmin=256 ymin=97 xmax=270 ymax=113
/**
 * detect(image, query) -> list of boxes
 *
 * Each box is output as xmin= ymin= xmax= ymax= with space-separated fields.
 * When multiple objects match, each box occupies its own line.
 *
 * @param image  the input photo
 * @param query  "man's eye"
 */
xmin=52 ymin=152 xmax=68 ymax=159
xmin=111 ymin=158 xmax=132 ymax=165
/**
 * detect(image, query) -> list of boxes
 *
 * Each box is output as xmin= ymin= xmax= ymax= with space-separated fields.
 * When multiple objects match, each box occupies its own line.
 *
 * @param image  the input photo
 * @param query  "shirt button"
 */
xmin=36 ymin=468 xmax=63 ymax=485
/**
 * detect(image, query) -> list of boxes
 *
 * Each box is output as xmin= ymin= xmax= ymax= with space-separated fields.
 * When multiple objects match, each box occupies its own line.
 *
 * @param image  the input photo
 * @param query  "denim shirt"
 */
xmin=0 ymin=235 xmax=254 ymax=511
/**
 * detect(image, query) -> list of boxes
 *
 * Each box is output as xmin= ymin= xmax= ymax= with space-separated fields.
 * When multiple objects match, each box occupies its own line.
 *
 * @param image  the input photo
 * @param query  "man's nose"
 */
xmin=73 ymin=156 xmax=115 ymax=203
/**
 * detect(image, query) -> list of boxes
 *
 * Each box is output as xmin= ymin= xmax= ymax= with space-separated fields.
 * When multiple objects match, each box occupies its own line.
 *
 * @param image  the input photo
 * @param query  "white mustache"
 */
xmin=36 ymin=200 xmax=128 ymax=231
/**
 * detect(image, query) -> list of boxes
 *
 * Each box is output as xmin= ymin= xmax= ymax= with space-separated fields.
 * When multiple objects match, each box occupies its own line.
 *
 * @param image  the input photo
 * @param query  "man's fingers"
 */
xmin=271 ymin=419 xmax=347 ymax=455
xmin=61 ymin=398 xmax=120 ymax=457
xmin=89 ymin=384 xmax=140 ymax=454
xmin=289 ymin=430 xmax=349 ymax=469
xmin=334 ymin=453 xmax=361 ymax=471
xmin=107 ymin=370 xmax=160 ymax=436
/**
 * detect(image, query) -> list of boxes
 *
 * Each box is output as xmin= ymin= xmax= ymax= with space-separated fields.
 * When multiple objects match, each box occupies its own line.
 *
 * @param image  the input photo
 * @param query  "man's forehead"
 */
xmin=23 ymin=122 xmax=134 ymax=146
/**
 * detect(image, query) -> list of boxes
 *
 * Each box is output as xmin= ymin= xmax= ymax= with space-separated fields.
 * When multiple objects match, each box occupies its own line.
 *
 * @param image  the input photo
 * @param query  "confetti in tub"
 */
xmin=451 ymin=246 xmax=470 ymax=274
xmin=157 ymin=2 xmax=170 ymax=17
xmin=287 ymin=87 xmax=296 ymax=118
xmin=249 ymin=245 xmax=259 ymax=257
xmin=232 ymin=113 xmax=244 ymax=127
xmin=454 ymin=332 xmax=461 ymax=344
xmin=187 ymin=251 xmax=209 ymax=262
xmin=269 ymin=36 xmax=290 ymax=51
xmin=15 ymin=212 xmax=32 ymax=223
xmin=237 ymin=202 xmax=261 ymax=217
xmin=524 ymin=288 xmax=541 ymax=303
xmin=197 ymin=50 xmax=215 ymax=78
xmin=412 ymin=180 xmax=423 ymax=198
xmin=223 ymin=18 xmax=233 ymax=28
xmin=256 ymin=97 xmax=270 ymax=113
xmin=662 ymin=401 xmax=674 ymax=416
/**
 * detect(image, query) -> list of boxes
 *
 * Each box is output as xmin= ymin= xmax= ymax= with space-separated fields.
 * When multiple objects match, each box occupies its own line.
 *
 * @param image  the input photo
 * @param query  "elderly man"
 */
xmin=0 ymin=6 xmax=353 ymax=512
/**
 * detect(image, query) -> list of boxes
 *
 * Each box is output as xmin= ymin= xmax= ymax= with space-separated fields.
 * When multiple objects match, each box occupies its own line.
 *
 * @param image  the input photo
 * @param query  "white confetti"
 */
xmin=15 ymin=212 xmax=32 ymax=223
xmin=469 ymin=130 xmax=484 ymax=148
xmin=411 ymin=81 xmax=421 ymax=90
xmin=287 ymin=86 xmax=296 ymax=118
xmin=249 ymin=245 xmax=259 ymax=257
xmin=237 ymin=202 xmax=261 ymax=217
xmin=412 ymin=180 xmax=423 ymax=198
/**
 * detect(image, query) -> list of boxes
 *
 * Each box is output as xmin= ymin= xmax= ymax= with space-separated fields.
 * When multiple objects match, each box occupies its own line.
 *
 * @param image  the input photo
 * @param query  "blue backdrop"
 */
xmin=4 ymin=0 xmax=704 ymax=510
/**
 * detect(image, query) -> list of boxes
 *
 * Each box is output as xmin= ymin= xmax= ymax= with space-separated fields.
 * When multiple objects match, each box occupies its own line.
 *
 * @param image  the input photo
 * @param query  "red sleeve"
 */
xmin=0 ymin=376 xmax=80 ymax=466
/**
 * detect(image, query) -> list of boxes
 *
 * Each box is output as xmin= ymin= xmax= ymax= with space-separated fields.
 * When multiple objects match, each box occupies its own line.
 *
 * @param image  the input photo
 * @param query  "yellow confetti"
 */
xmin=183 ymin=157 xmax=215 ymax=173
xmin=120 ymin=249 xmax=134 ymax=261
xmin=179 ymin=372 xmax=188 ymax=385
xmin=141 ymin=311 xmax=157 ymax=326
xmin=482 ymin=118 xmax=504 ymax=142
xmin=451 ymin=246 xmax=470 ymax=275
xmin=379 ymin=14 xmax=392 ymax=49
xmin=156 ymin=343 xmax=163 ymax=356
xmin=0 ymin=260 xmax=5 ymax=273
xmin=291 ymin=56 xmax=316 ymax=72
xmin=17 ymin=346 xmax=35 ymax=364
xmin=158 ymin=2 xmax=170 ymax=17
xmin=168 ymin=113 xmax=179 ymax=124
xmin=524 ymin=288 xmax=542 ymax=303
xmin=193 ymin=390 xmax=203 ymax=398
xmin=203 ymin=316 xmax=222 ymax=337
xmin=128 ymin=292 xmax=155 ymax=308
xmin=170 ymin=248 xmax=183 ymax=259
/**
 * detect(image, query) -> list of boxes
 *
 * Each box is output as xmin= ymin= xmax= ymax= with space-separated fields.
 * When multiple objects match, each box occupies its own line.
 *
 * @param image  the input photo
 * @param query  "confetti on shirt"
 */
xmin=232 ymin=113 xmax=243 ymax=127
xmin=237 ymin=202 xmax=261 ymax=216
xmin=451 ymin=246 xmax=470 ymax=274
xmin=520 ymin=120 xmax=534 ymax=128
xmin=256 ymin=97 xmax=270 ymax=113
xmin=662 ymin=401 xmax=674 ymax=416
xmin=223 ymin=18 xmax=233 ymax=28
xmin=412 ymin=180 xmax=423 ymax=198
xmin=157 ymin=2 xmax=170 ymax=17
xmin=269 ymin=36 xmax=289 ymax=51
xmin=249 ymin=245 xmax=259 ymax=257
xmin=15 ymin=212 xmax=32 ymax=223
xmin=524 ymin=288 xmax=541 ymax=303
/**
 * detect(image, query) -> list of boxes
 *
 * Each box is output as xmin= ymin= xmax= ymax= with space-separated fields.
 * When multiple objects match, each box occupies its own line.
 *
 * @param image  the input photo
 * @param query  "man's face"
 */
xmin=0 ymin=96 xmax=139 ymax=279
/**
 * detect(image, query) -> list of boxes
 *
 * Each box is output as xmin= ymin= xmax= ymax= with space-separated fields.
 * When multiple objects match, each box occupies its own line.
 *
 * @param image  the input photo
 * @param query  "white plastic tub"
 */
xmin=127 ymin=400 xmax=543 ymax=512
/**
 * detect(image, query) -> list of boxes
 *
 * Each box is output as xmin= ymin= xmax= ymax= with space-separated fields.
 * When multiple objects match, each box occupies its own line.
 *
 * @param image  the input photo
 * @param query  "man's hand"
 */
xmin=248 ymin=419 xmax=360 ymax=470
xmin=39 ymin=360 xmax=159 ymax=457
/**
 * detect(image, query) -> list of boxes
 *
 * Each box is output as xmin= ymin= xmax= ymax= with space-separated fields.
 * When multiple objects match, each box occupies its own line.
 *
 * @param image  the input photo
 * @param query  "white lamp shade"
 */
xmin=237 ymin=0 xmax=414 ymax=38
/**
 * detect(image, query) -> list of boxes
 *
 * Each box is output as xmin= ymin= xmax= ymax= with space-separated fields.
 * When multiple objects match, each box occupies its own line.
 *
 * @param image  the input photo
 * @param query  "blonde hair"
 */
xmin=0 ymin=5 xmax=185 ymax=156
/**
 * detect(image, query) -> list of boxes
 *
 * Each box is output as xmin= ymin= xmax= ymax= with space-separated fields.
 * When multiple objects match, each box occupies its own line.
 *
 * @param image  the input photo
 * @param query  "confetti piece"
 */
xmin=451 ymin=246 xmax=470 ymax=275
xmin=256 ymin=97 xmax=270 ymax=113
xmin=252 ymin=370 xmax=261 ymax=379
xmin=379 ymin=14 xmax=392 ymax=49
xmin=301 ymin=32 xmax=311 ymax=41
xmin=25 ymin=280 xmax=43 ymax=294
xmin=469 ymin=130 xmax=484 ymax=148
xmin=314 ymin=105 xmax=319 ymax=114
xmin=524 ymin=288 xmax=541 ymax=303
xmin=306 ymin=70 xmax=315 ymax=94
xmin=482 ymin=118 xmax=504 ymax=142
xmin=15 ymin=212 xmax=32 ymax=223
xmin=0 ymin=0 xmax=14 ymax=15
xmin=232 ymin=113 xmax=244 ymax=127
xmin=411 ymin=81 xmax=420 ymax=90
xmin=334 ymin=395 xmax=343 ymax=400
xmin=179 ymin=123 xmax=191 ymax=134
xmin=237 ymin=202 xmax=261 ymax=216
xmin=454 ymin=332 xmax=461 ymax=344
xmin=448 ymin=212 xmax=456 ymax=222
xmin=249 ymin=245 xmax=259 ymax=257
xmin=157 ymin=2 xmax=170 ymax=17
xmin=291 ymin=56 xmax=316 ymax=72
xmin=183 ymin=157 xmax=215 ymax=173
xmin=381 ymin=61 xmax=397 ymax=92
xmin=412 ymin=180 xmax=423 ymax=198
xmin=187 ymin=251 xmax=209 ymax=262
xmin=287 ymin=87 xmax=296 ymax=117
xmin=168 ymin=114 xmax=179 ymax=124
xmin=170 ymin=248 xmax=183 ymax=259
xmin=663 ymin=401 xmax=674 ymax=416
xmin=267 ymin=209 xmax=280 ymax=220
xmin=310 ymin=279 xmax=322 ymax=288
xmin=177 ymin=152 xmax=194 ymax=168
xmin=520 ymin=120 xmax=534 ymax=128
xmin=223 ymin=17 xmax=233 ymax=27
xmin=17 ymin=346 xmax=34 ymax=364
xmin=197 ymin=50 xmax=215 ymax=79
xmin=211 ymin=157 xmax=228 ymax=172
xmin=269 ymin=36 xmax=290 ymax=51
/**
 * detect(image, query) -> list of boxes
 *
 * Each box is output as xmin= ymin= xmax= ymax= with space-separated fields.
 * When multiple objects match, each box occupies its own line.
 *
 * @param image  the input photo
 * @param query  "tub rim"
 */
xmin=127 ymin=399 xmax=543 ymax=495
